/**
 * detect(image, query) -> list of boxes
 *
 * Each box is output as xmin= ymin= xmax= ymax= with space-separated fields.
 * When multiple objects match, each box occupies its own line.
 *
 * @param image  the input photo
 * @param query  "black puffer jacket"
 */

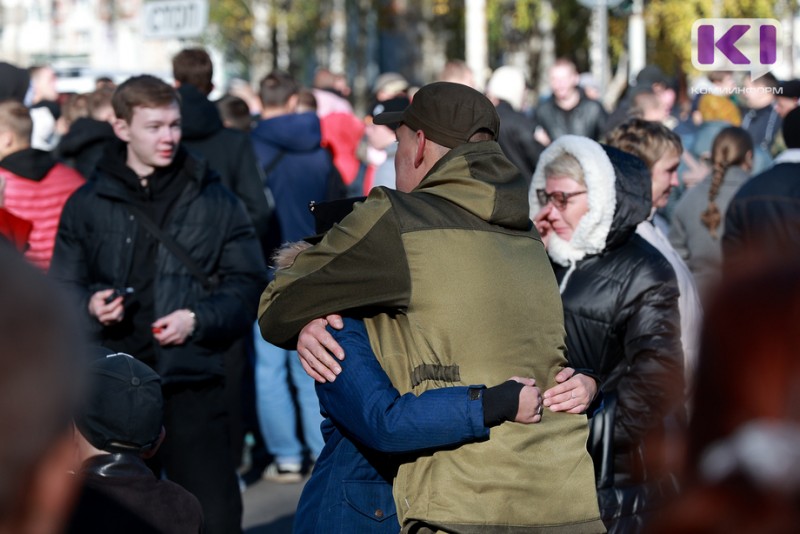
xmin=51 ymin=147 xmax=268 ymax=383
xmin=530 ymin=137 xmax=684 ymax=485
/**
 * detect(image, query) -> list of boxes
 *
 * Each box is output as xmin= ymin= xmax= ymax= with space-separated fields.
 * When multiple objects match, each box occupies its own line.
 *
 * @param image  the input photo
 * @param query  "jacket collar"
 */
xmin=177 ymin=83 xmax=224 ymax=140
xmin=80 ymin=452 xmax=155 ymax=479
xmin=0 ymin=147 xmax=56 ymax=181
xmin=93 ymin=140 xmax=210 ymax=201
xmin=415 ymin=141 xmax=532 ymax=231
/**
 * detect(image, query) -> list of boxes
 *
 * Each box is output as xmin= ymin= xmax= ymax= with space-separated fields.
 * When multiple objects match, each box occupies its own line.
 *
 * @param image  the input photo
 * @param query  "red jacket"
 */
xmin=0 ymin=148 xmax=84 ymax=270
xmin=0 ymin=207 xmax=33 ymax=251
xmin=320 ymin=112 xmax=375 ymax=194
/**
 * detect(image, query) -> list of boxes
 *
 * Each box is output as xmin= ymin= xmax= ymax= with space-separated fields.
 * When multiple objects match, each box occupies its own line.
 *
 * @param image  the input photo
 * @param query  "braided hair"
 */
xmin=700 ymin=127 xmax=753 ymax=238
xmin=604 ymin=118 xmax=683 ymax=169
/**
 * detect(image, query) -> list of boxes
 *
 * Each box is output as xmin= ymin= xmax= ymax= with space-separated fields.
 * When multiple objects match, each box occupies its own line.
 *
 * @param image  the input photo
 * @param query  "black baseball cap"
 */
xmin=636 ymin=65 xmax=670 ymax=88
xmin=371 ymin=96 xmax=411 ymax=130
xmin=75 ymin=351 xmax=163 ymax=453
xmin=373 ymin=81 xmax=500 ymax=148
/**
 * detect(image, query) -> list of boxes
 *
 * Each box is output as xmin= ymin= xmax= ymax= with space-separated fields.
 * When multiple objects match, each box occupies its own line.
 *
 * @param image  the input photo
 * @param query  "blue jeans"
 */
xmin=253 ymin=322 xmax=324 ymax=464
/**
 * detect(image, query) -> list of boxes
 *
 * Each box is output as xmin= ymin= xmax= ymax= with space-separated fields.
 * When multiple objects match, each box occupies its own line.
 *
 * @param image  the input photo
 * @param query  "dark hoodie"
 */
xmin=0 ymin=147 xmax=57 ymax=180
xmin=177 ymin=84 xmax=224 ymax=142
xmin=176 ymin=84 xmax=271 ymax=255
xmin=55 ymin=117 xmax=116 ymax=179
xmin=251 ymin=111 xmax=333 ymax=244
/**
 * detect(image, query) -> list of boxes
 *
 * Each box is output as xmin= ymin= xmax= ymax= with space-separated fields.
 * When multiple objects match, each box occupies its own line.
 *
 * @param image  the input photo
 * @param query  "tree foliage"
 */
xmin=205 ymin=0 xmax=781 ymax=95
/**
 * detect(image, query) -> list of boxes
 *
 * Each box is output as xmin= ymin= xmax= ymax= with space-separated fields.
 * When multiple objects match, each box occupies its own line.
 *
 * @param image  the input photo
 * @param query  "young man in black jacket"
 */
xmin=535 ymin=58 xmax=607 ymax=145
xmin=51 ymin=75 xmax=267 ymax=534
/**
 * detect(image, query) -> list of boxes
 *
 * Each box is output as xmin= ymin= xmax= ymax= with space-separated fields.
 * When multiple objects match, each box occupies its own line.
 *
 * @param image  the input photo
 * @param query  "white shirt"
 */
xmin=637 ymin=219 xmax=703 ymax=391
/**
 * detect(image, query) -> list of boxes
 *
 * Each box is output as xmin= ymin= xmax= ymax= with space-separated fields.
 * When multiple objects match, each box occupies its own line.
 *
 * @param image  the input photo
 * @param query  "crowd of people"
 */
xmin=1 ymin=50 xmax=800 ymax=534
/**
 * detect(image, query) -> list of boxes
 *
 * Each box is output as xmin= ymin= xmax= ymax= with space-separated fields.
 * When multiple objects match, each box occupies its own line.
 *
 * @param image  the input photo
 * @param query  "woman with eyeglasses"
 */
xmin=530 ymin=135 xmax=685 ymax=534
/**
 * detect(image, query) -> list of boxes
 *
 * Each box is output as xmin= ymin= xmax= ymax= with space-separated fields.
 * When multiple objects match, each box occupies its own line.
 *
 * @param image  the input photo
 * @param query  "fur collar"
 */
xmin=530 ymin=135 xmax=617 ymax=267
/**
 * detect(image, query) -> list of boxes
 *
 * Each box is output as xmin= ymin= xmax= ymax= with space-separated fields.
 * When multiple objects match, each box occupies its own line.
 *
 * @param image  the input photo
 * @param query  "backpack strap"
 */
xmin=263 ymin=150 xmax=287 ymax=179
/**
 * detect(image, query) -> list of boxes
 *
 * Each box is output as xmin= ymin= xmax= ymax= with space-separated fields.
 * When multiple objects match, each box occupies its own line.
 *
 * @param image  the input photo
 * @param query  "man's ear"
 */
xmin=112 ymin=117 xmax=130 ymax=142
xmin=0 ymin=130 xmax=15 ymax=154
xmin=140 ymin=426 xmax=166 ymax=460
xmin=414 ymin=129 xmax=426 ymax=168
xmin=286 ymin=94 xmax=299 ymax=113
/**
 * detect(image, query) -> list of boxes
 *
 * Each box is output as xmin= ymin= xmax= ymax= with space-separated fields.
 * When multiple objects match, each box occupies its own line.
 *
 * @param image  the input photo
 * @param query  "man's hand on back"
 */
xmin=297 ymin=314 xmax=346 ymax=383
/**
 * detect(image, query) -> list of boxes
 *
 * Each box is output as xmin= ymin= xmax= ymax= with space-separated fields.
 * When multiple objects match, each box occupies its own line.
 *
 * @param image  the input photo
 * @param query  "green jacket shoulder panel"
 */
xmin=258 ymin=190 xmax=412 ymax=348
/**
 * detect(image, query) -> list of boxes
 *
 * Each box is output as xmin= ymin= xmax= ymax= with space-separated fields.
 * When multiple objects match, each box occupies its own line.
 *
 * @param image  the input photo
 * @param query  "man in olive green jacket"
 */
xmin=259 ymin=82 xmax=602 ymax=533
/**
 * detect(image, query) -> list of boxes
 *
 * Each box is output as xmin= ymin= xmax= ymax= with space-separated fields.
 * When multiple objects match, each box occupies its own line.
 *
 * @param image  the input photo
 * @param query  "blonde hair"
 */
xmin=544 ymin=152 xmax=585 ymax=186
xmin=604 ymin=118 xmax=682 ymax=169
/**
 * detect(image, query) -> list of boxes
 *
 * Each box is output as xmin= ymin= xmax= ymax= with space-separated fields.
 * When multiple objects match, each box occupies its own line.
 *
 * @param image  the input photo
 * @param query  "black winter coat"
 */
xmin=178 ymin=84 xmax=272 ymax=256
xmin=535 ymin=90 xmax=608 ymax=142
xmin=495 ymin=100 xmax=543 ymax=185
xmin=531 ymin=140 xmax=684 ymax=486
xmin=51 ymin=148 xmax=268 ymax=383
xmin=67 ymin=453 xmax=204 ymax=534
xmin=723 ymin=158 xmax=800 ymax=271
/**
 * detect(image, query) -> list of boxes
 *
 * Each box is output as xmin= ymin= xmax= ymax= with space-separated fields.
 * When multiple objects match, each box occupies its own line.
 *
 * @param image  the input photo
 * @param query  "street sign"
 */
xmin=142 ymin=0 xmax=208 ymax=39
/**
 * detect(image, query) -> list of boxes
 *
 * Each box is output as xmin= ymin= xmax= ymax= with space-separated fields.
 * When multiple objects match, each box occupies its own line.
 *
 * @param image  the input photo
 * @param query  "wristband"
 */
xmin=482 ymin=380 xmax=524 ymax=427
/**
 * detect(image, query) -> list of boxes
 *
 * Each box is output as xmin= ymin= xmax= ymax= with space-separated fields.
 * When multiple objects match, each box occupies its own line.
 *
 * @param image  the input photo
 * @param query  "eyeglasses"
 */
xmin=536 ymin=189 xmax=588 ymax=211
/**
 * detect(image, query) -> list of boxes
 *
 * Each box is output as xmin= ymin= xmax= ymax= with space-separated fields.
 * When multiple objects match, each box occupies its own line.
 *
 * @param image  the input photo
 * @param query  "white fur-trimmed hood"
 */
xmin=530 ymin=135 xmax=617 ymax=267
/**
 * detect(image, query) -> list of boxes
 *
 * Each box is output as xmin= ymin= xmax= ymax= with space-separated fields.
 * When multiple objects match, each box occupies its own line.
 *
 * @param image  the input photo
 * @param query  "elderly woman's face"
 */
xmin=541 ymin=175 xmax=590 ymax=242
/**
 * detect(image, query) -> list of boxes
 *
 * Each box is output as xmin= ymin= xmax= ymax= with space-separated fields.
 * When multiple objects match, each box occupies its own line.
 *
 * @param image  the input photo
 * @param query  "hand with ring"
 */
xmin=542 ymin=367 xmax=598 ymax=414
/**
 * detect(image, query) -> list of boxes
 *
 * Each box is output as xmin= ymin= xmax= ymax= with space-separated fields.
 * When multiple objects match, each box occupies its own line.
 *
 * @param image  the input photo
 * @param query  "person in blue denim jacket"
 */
xmin=294 ymin=316 xmax=542 ymax=533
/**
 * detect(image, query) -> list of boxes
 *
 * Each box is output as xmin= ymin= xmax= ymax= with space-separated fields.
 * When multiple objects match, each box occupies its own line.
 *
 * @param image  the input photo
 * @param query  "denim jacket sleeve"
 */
xmin=316 ymin=318 xmax=489 ymax=454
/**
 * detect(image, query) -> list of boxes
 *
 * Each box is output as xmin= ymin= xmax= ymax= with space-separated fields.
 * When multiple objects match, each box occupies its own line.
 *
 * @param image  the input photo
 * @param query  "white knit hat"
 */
xmin=486 ymin=66 xmax=526 ymax=111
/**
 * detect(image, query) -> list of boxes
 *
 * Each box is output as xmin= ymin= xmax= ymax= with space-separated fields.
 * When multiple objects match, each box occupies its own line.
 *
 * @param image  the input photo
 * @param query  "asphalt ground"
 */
xmin=242 ymin=474 xmax=307 ymax=533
